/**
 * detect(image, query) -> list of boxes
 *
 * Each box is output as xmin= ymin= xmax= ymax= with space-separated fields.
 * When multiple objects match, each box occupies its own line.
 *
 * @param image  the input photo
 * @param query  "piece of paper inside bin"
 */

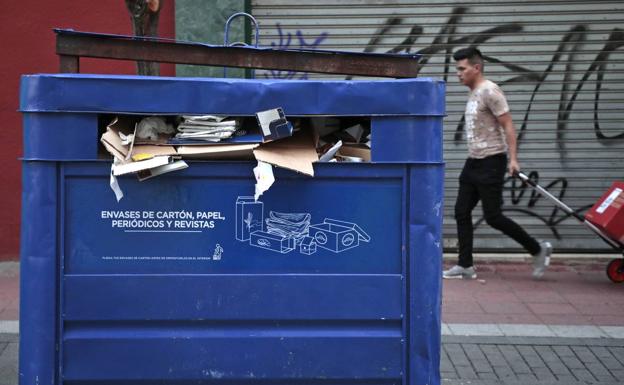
xmin=109 ymin=158 xmax=124 ymax=202
xmin=101 ymin=117 xmax=177 ymax=161
xmin=319 ymin=140 xmax=343 ymax=162
xmin=175 ymin=115 xmax=239 ymax=142
xmin=253 ymin=161 xmax=275 ymax=201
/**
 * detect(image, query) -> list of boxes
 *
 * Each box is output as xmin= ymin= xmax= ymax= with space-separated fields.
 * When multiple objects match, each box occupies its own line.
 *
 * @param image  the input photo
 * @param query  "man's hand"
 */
xmin=508 ymin=158 xmax=520 ymax=176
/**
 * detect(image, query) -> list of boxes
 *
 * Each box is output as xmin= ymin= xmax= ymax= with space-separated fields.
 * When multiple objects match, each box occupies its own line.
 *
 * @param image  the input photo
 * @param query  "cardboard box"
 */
xmin=250 ymin=231 xmax=295 ymax=253
xmin=236 ymin=197 xmax=264 ymax=241
xmin=585 ymin=182 xmax=624 ymax=245
xmin=309 ymin=218 xmax=370 ymax=253
xmin=299 ymin=236 xmax=317 ymax=255
xmin=101 ymin=117 xmax=177 ymax=161
xmin=177 ymin=144 xmax=258 ymax=160
xmin=337 ymin=144 xmax=371 ymax=162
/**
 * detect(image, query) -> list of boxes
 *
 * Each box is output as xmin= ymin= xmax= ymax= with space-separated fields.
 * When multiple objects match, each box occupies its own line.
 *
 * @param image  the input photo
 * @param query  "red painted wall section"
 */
xmin=0 ymin=1 xmax=176 ymax=260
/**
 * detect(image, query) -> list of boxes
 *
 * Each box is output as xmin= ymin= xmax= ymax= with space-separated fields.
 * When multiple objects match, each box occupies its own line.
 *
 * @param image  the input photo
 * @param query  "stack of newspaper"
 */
xmin=175 ymin=115 xmax=239 ymax=142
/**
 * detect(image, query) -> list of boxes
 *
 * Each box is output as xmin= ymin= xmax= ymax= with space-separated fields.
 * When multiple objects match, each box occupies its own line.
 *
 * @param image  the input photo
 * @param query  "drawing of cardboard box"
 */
xmin=236 ymin=197 xmax=264 ymax=241
xmin=250 ymin=231 xmax=295 ymax=253
xmin=309 ymin=218 xmax=370 ymax=253
xmin=299 ymin=236 xmax=317 ymax=255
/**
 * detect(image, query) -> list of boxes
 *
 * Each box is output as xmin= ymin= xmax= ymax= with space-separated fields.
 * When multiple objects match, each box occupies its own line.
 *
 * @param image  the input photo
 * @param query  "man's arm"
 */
xmin=496 ymin=112 xmax=520 ymax=176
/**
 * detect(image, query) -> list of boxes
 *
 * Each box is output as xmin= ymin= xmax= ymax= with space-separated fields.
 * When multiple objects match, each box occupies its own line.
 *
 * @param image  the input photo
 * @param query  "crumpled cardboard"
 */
xmin=253 ymin=129 xmax=318 ymax=176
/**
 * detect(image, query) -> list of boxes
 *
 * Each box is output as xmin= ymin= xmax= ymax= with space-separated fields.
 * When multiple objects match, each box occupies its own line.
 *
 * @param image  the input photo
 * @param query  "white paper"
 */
xmin=109 ymin=160 xmax=124 ymax=202
xmin=596 ymin=188 xmax=623 ymax=214
xmin=319 ymin=140 xmax=343 ymax=162
xmin=137 ymin=160 xmax=188 ymax=181
xmin=253 ymin=161 xmax=275 ymax=201
xmin=112 ymin=156 xmax=172 ymax=176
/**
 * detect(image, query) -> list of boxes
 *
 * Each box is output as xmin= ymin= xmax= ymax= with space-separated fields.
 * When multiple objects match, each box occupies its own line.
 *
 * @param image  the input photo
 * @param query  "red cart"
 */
xmin=517 ymin=172 xmax=624 ymax=283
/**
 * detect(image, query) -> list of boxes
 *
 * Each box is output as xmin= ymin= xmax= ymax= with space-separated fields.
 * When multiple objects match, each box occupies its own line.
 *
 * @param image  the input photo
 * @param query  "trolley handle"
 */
xmin=515 ymin=171 xmax=623 ymax=251
xmin=514 ymin=171 xmax=584 ymax=222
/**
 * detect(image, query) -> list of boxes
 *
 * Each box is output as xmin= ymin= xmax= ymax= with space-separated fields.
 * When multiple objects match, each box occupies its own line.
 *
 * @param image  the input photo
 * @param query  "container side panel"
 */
xmin=372 ymin=117 xmax=443 ymax=163
xmin=63 ymin=275 xmax=402 ymax=320
xmin=23 ymin=113 xmax=98 ymax=160
xmin=63 ymin=164 xmax=403 ymax=275
xmin=62 ymin=336 xmax=403 ymax=381
xmin=19 ymin=162 xmax=59 ymax=384
xmin=61 ymin=162 xmax=409 ymax=383
xmin=20 ymin=75 xmax=445 ymax=117
xmin=408 ymin=165 xmax=444 ymax=385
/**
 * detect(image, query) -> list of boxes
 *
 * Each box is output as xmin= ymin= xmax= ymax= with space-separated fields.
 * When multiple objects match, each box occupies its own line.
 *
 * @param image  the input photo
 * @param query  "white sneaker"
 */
xmin=532 ymin=241 xmax=552 ymax=279
xmin=443 ymin=265 xmax=477 ymax=280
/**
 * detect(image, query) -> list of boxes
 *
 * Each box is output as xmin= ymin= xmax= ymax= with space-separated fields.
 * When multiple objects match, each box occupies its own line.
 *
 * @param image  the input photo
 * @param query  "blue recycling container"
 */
xmin=19 ymin=74 xmax=445 ymax=385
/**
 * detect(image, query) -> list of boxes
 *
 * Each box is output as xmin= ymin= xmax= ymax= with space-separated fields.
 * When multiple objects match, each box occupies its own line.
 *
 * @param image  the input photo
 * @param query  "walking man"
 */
xmin=443 ymin=47 xmax=551 ymax=280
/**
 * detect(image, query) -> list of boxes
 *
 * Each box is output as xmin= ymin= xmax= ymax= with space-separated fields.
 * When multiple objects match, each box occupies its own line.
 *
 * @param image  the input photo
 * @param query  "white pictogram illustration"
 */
xmin=212 ymin=243 xmax=223 ymax=260
xmin=235 ymin=196 xmax=370 ymax=254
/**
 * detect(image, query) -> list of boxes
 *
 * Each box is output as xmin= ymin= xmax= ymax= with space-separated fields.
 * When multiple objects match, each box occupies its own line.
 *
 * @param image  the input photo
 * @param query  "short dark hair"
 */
xmin=453 ymin=47 xmax=484 ymax=70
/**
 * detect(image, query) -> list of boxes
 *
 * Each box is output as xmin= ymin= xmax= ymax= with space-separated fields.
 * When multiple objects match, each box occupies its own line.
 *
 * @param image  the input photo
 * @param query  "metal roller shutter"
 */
xmin=252 ymin=0 xmax=624 ymax=252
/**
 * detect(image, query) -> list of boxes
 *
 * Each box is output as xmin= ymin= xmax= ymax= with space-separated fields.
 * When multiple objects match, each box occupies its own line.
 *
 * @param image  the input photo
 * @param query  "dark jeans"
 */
xmin=455 ymin=153 xmax=541 ymax=267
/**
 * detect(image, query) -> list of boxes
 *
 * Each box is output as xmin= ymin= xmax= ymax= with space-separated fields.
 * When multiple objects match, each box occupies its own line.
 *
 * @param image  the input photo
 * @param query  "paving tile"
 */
xmin=537 ymin=314 xmax=594 ymax=325
xmin=440 ymin=348 xmax=455 ymax=372
xmin=444 ymin=343 xmax=472 ymax=367
xmin=455 ymin=365 xmax=478 ymax=379
xmin=527 ymin=303 xmax=578 ymax=315
xmin=514 ymin=289 xmax=567 ymax=304
xmin=462 ymin=343 xmax=493 ymax=373
xmin=0 ymin=342 xmax=17 ymax=385
xmin=609 ymin=369 xmax=624 ymax=381
xmin=479 ymin=301 xmax=531 ymax=315
xmin=442 ymin=300 xmax=484 ymax=314
xmin=474 ymin=291 xmax=519 ymax=302
xmin=608 ymin=347 xmax=624 ymax=365
xmin=589 ymin=316 xmax=624 ymax=327
xmin=563 ymin=292 xmax=624 ymax=305
xmin=600 ymin=326 xmax=624 ymax=339
xmin=531 ymin=366 xmax=557 ymax=381
xmin=480 ymin=345 xmax=508 ymax=367
xmin=570 ymin=368 xmax=597 ymax=382
xmin=556 ymin=353 xmax=585 ymax=370
xmin=442 ymin=313 xmax=504 ymax=324
xmin=551 ymin=345 xmax=576 ymax=357
xmin=498 ymin=345 xmax=531 ymax=374
xmin=516 ymin=345 xmax=548 ymax=368
xmin=0 ymin=308 xmax=18 ymax=321
xmin=448 ymin=324 xmax=503 ymax=337
xmin=492 ymin=365 xmax=516 ymax=379
xmin=549 ymin=325 xmax=607 ymax=338
xmin=571 ymin=345 xmax=600 ymax=363
xmin=0 ymin=322 xmax=18 ymax=335
xmin=514 ymin=373 xmax=537 ymax=381
xmin=576 ymin=303 xmax=624 ymax=316
xmin=584 ymin=362 xmax=613 ymax=379
xmin=440 ymin=370 xmax=459 ymax=379
xmin=477 ymin=371 xmax=498 ymax=380
xmin=498 ymin=324 xmax=555 ymax=337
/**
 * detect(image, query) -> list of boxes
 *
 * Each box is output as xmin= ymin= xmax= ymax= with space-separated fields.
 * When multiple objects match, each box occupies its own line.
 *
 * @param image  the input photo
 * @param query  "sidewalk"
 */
xmin=441 ymin=256 xmax=624 ymax=384
xmin=442 ymin=256 xmax=624 ymax=327
xmin=1 ymin=258 xmax=623 ymax=385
